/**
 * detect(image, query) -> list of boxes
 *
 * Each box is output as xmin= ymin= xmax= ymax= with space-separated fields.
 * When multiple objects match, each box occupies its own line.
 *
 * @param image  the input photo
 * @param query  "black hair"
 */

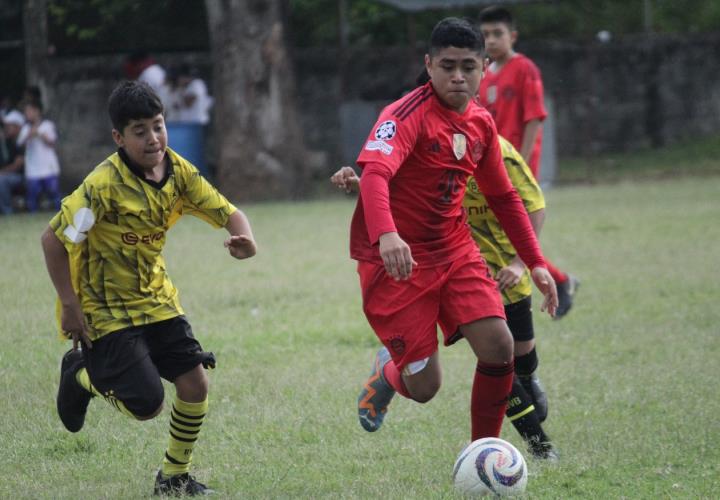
xmin=108 ymin=80 xmax=164 ymax=132
xmin=429 ymin=17 xmax=484 ymax=56
xmin=478 ymin=6 xmax=515 ymax=30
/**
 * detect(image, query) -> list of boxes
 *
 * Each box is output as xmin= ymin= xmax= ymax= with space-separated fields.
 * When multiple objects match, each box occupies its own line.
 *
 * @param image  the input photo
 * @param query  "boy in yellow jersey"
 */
xmin=41 ymin=81 xmax=257 ymax=496
xmin=331 ymin=135 xmax=557 ymax=459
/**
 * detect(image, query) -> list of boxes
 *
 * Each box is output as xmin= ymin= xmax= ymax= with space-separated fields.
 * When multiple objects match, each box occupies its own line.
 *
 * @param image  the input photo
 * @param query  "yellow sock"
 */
xmin=161 ymin=396 xmax=208 ymax=477
xmin=75 ymin=368 xmax=136 ymax=419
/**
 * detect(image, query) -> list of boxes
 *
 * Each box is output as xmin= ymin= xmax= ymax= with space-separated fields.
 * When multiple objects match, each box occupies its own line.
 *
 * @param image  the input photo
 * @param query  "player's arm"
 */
xmin=519 ymin=118 xmax=541 ymax=164
xmin=474 ymin=134 xmax=557 ymax=315
xmin=0 ymin=152 xmax=23 ymax=174
xmin=496 ymin=207 xmax=545 ymax=290
xmin=330 ymin=166 xmax=360 ymax=193
xmin=223 ymin=209 xmax=257 ymax=260
xmin=40 ymin=227 xmax=91 ymax=350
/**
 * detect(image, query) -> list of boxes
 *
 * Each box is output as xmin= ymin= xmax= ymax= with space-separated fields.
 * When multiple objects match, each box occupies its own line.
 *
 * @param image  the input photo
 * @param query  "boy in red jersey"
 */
xmin=478 ymin=5 xmax=579 ymax=318
xmin=351 ymin=17 xmax=557 ymax=443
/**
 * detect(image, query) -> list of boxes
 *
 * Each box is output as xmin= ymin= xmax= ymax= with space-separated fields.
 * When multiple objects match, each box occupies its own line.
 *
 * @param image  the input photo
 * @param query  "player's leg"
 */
xmin=57 ymin=328 xmax=165 ymax=432
xmin=504 ymin=298 xmax=557 ymax=459
xmin=438 ymin=251 xmax=513 ymax=441
xmin=357 ymin=261 xmax=443 ymax=432
xmin=150 ymin=316 xmax=215 ymax=496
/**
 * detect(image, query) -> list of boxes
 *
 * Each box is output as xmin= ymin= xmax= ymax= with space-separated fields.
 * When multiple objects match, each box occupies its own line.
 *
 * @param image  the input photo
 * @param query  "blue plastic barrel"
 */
xmin=166 ymin=122 xmax=208 ymax=177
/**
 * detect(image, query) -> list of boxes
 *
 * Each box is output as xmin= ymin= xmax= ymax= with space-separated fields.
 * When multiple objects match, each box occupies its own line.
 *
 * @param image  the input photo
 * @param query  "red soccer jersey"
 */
xmin=350 ymin=82 xmax=545 ymax=270
xmin=478 ymin=54 xmax=547 ymax=176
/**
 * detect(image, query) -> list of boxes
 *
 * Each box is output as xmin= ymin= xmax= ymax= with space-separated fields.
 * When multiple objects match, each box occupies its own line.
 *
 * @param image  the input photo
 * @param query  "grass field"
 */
xmin=1 ymin=175 xmax=719 ymax=498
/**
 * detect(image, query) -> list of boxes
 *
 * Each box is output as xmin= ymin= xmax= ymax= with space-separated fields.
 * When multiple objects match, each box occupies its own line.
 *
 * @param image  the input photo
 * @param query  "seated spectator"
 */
xmin=17 ymin=101 xmax=61 ymax=212
xmin=0 ymin=110 xmax=25 ymax=215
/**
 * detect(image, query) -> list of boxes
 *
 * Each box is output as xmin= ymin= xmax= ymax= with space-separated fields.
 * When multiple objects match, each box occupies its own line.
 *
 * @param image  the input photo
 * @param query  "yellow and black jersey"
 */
xmin=463 ymin=136 xmax=545 ymax=304
xmin=49 ymin=148 xmax=237 ymax=340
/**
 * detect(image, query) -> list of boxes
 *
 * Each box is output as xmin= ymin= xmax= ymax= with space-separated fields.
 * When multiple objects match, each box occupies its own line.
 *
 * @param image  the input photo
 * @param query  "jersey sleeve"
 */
xmin=521 ymin=60 xmax=547 ymax=124
xmin=179 ymin=164 xmax=237 ymax=228
xmin=48 ymin=179 xmax=105 ymax=251
xmin=356 ymin=103 xmax=422 ymax=244
xmin=501 ymin=140 xmax=545 ymax=213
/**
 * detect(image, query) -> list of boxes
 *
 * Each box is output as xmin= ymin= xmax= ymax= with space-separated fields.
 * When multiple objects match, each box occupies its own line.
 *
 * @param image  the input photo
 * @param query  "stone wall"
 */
xmin=43 ymin=33 xmax=720 ymax=190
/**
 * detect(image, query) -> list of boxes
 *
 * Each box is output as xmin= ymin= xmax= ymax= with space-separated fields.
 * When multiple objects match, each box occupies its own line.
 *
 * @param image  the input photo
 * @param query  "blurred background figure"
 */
xmin=18 ymin=100 xmax=61 ymax=212
xmin=167 ymin=64 xmax=212 ymax=125
xmin=123 ymin=51 xmax=170 ymax=104
xmin=0 ymin=110 xmax=25 ymax=215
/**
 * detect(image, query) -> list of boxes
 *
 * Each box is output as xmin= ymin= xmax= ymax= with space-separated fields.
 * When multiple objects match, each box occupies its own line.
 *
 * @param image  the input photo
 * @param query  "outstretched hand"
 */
xmin=531 ymin=266 xmax=558 ymax=317
xmin=330 ymin=166 xmax=360 ymax=193
xmin=224 ymin=234 xmax=257 ymax=260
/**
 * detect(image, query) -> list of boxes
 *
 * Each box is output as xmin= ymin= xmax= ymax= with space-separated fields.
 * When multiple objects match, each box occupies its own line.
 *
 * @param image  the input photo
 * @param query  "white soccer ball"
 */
xmin=453 ymin=438 xmax=528 ymax=496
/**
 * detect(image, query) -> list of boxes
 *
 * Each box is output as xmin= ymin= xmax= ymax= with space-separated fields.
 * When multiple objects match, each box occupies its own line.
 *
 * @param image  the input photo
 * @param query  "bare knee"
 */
xmin=136 ymin=402 xmax=164 ymax=420
xmin=410 ymin=380 xmax=441 ymax=403
xmin=174 ymin=365 xmax=209 ymax=403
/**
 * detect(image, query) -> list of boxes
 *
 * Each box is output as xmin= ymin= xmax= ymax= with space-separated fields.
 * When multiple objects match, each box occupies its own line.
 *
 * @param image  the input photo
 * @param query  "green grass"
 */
xmin=556 ymin=134 xmax=720 ymax=184
xmin=1 ymin=176 xmax=719 ymax=498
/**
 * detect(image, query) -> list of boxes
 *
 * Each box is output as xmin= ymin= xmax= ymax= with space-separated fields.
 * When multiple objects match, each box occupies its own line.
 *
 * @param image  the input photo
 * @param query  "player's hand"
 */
xmin=224 ymin=234 xmax=257 ymax=260
xmin=378 ymin=232 xmax=417 ymax=281
xmin=61 ymin=298 xmax=92 ymax=350
xmin=531 ymin=266 xmax=558 ymax=317
xmin=330 ymin=166 xmax=360 ymax=193
xmin=495 ymin=261 xmax=525 ymax=290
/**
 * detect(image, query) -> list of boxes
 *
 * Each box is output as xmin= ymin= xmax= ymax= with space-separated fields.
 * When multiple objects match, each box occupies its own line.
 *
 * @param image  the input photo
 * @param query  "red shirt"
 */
xmin=350 ymin=82 xmax=545 ymax=270
xmin=478 ymin=54 xmax=547 ymax=176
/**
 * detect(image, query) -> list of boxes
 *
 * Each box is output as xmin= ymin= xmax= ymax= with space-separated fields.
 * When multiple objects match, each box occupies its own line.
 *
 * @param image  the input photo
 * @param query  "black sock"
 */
xmin=506 ymin=375 xmax=549 ymax=446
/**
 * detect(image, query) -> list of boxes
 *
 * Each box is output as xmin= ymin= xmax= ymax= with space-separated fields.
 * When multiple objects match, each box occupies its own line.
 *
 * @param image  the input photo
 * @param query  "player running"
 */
xmin=342 ymin=17 xmax=557 ymax=447
xmin=41 ymin=81 xmax=256 ymax=496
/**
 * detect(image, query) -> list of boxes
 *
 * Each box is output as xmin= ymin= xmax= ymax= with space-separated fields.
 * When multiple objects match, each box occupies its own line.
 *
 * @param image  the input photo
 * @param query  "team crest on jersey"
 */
xmin=452 ymin=134 xmax=467 ymax=160
xmin=375 ymin=120 xmax=397 ymax=141
xmin=487 ymin=85 xmax=497 ymax=104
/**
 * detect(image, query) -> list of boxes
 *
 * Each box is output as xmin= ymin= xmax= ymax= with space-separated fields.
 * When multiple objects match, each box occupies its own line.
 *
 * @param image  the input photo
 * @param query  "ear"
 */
xmin=111 ymin=129 xmax=124 ymax=148
xmin=424 ymin=53 xmax=432 ymax=74
xmin=511 ymin=30 xmax=518 ymax=45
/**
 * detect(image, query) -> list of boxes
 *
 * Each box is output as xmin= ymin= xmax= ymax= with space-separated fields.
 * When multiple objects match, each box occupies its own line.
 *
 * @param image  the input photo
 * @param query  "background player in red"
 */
xmin=478 ymin=5 xmax=580 ymax=318
xmin=351 ymin=17 xmax=557 ymax=444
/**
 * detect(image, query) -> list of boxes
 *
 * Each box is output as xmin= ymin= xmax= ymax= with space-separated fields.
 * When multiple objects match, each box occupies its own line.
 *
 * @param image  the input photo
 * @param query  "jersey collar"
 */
xmin=118 ymin=148 xmax=173 ymax=189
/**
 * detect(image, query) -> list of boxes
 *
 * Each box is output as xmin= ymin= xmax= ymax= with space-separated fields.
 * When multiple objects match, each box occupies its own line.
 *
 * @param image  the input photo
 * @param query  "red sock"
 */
xmin=545 ymin=259 xmax=568 ymax=284
xmin=471 ymin=361 xmax=514 ymax=440
xmin=382 ymin=360 xmax=411 ymax=398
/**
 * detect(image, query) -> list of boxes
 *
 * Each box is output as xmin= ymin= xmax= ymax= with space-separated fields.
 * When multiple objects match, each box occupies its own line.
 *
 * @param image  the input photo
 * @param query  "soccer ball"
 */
xmin=452 ymin=438 xmax=528 ymax=496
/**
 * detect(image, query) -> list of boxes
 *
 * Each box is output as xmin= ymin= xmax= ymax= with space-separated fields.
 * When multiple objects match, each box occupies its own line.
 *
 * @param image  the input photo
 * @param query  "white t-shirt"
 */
xmin=18 ymin=120 xmax=60 ymax=179
xmin=176 ymin=79 xmax=212 ymax=125
xmin=138 ymin=64 xmax=166 ymax=93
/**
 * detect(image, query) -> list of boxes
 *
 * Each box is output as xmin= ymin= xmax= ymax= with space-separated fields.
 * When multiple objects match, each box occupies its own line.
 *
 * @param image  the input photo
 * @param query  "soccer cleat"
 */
xmin=57 ymin=348 xmax=93 ymax=433
xmin=154 ymin=471 xmax=214 ymax=496
xmin=528 ymin=440 xmax=560 ymax=462
xmin=518 ymin=373 xmax=548 ymax=423
xmin=554 ymin=275 xmax=580 ymax=319
xmin=357 ymin=347 xmax=396 ymax=432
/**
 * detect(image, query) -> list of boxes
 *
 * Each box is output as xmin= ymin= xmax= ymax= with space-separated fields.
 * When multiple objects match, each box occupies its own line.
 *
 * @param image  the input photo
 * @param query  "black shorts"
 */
xmin=504 ymin=296 xmax=535 ymax=342
xmin=82 ymin=316 xmax=215 ymax=417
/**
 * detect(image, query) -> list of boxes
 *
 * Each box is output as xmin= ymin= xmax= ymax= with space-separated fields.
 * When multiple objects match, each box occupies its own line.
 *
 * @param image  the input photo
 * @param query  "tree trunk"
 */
xmin=23 ymin=0 xmax=51 ymax=107
xmin=205 ymin=0 xmax=310 ymax=201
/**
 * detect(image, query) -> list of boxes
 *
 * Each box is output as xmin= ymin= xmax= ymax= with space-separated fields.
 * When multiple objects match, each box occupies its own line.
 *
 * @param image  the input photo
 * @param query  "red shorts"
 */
xmin=358 ymin=249 xmax=505 ymax=371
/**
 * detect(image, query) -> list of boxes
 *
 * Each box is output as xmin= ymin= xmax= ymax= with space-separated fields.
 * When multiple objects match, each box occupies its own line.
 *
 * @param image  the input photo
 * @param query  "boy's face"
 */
xmin=425 ymin=46 xmax=484 ymax=113
xmin=112 ymin=114 xmax=167 ymax=170
xmin=479 ymin=22 xmax=516 ymax=61
xmin=24 ymin=105 xmax=40 ymax=123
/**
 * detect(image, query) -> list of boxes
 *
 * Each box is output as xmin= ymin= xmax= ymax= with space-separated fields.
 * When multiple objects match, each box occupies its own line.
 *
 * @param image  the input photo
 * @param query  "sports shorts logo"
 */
xmin=374 ymin=120 xmax=397 ymax=141
xmin=63 ymin=207 xmax=96 ymax=243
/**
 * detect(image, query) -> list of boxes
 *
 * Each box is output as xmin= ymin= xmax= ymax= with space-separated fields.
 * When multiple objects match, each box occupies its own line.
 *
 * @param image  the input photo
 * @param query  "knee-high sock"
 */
xmin=76 ymin=367 xmax=136 ymax=419
xmin=161 ymin=396 xmax=208 ymax=477
xmin=507 ymin=376 xmax=548 ymax=445
xmin=471 ymin=361 xmax=514 ymax=440
xmin=545 ymin=259 xmax=568 ymax=284
xmin=382 ymin=360 xmax=411 ymax=398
